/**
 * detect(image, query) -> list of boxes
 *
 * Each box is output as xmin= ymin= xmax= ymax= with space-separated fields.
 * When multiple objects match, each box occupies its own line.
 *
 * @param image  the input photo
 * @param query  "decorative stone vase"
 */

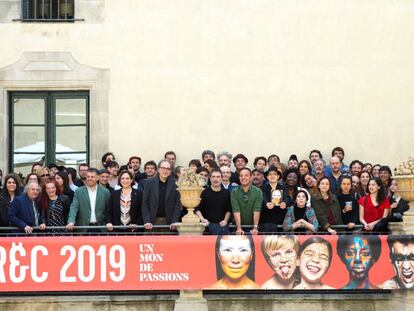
xmin=392 ymin=175 xmax=414 ymax=234
xmin=177 ymin=186 xmax=204 ymax=223
xmin=394 ymin=175 xmax=414 ymax=202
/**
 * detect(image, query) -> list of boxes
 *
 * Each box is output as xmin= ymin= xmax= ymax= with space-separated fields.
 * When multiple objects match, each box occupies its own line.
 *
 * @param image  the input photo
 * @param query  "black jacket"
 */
xmin=142 ymin=175 xmax=181 ymax=225
xmin=0 ymin=194 xmax=10 ymax=226
xmin=106 ymin=188 xmax=143 ymax=225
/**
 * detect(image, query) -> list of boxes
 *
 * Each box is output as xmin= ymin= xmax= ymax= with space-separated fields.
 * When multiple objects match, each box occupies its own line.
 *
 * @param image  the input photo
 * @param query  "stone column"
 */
xmin=389 ymin=175 xmax=414 ymax=234
xmin=174 ymin=222 xmax=208 ymax=311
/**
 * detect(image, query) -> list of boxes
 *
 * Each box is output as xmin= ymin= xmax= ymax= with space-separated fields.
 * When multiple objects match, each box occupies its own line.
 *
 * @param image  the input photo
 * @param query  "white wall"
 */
xmin=1 ymin=0 xmax=414 ymax=169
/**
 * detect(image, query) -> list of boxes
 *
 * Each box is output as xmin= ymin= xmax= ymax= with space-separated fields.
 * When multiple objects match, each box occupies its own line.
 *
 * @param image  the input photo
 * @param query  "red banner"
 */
xmin=0 ymin=235 xmax=412 ymax=291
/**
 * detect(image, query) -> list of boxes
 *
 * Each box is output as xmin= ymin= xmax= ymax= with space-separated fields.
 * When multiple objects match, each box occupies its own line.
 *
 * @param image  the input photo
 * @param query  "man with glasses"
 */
xmin=142 ymin=160 xmax=181 ymax=231
xmin=231 ymin=167 xmax=262 ymax=235
xmin=381 ymin=235 xmax=414 ymax=289
xmin=74 ymin=163 xmax=89 ymax=187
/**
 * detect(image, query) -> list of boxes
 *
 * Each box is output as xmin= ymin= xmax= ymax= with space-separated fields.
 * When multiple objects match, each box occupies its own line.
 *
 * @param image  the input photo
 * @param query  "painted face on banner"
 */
xmin=218 ymin=236 xmax=253 ymax=281
xmin=344 ymin=237 xmax=373 ymax=280
xmin=392 ymin=242 xmax=414 ymax=289
xmin=299 ymin=242 xmax=330 ymax=284
xmin=268 ymin=246 xmax=298 ymax=281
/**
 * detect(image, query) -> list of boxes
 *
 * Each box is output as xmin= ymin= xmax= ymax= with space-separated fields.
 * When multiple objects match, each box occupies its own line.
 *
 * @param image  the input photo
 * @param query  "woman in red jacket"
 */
xmin=359 ymin=178 xmax=390 ymax=232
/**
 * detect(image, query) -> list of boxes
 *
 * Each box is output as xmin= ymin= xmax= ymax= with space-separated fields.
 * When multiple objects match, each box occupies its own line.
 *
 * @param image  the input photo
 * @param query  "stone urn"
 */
xmin=176 ymin=169 xmax=206 ymax=224
xmin=177 ymin=186 xmax=204 ymax=223
xmin=391 ymin=175 xmax=414 ymax=234
xmin=393 ymin=175 xmax=414 ymax=202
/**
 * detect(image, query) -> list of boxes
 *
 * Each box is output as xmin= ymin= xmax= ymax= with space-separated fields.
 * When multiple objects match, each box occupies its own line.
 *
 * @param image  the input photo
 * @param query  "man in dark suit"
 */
xmin=66 ymin=168 xmax=110 ymax=232
xmin=8 ymin=182 xmax=44 ymax=233
xmin=142 ymin=160 xmax=181 ymax=231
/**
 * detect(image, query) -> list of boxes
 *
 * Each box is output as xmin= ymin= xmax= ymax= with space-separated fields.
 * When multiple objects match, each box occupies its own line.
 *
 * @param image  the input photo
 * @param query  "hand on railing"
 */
xmin=66 ymin=223 xmax=75 ymax=231
xmin=24 ymin=226 xmax=33 ymax=234
xmin=129 ymin=224 xmax=138 ymax=232
xmin=144 ymin=223 xmax=153 ymax=230
xmin=327 ymin=227 xmax=337 ymax=235
xmin=170 ymin=223 xmax=179 ymax=231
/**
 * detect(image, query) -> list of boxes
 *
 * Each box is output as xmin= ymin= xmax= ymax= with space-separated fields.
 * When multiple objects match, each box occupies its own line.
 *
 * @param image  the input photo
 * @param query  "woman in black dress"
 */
xmin=39 ymin=178 xmax=70 ymax=233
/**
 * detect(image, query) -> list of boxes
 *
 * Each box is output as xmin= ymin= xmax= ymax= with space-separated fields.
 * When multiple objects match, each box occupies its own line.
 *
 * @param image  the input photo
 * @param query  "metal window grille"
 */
xmin=21 ymin=0 xmax=75 ymax=22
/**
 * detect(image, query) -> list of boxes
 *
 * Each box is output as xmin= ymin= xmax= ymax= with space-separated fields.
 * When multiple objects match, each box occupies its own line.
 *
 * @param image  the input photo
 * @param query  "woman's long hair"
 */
xmin=1 ymin=174 xmax=22 ymax=199
xmin=39 ymin=178 xmax=62 ymax=210
xmin=368 ymin=177 xmax=387 ymax=204
xmin=317 ymin=176 xmax=331 ymax=195
xmin=56 ymin=171 xmax=71 ymax=195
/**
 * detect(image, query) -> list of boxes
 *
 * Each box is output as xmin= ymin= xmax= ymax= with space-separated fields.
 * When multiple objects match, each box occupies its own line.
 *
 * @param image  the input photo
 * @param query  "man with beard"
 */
xmin=261 ymin=235 xmax=300 ymax=289
xmin=337 ymin=235 xmax=381 ymax=289
xmin=252 ymin=169 xmax=266 ymax=189
xmin=380 ymin=235 xmax=414 ymax=289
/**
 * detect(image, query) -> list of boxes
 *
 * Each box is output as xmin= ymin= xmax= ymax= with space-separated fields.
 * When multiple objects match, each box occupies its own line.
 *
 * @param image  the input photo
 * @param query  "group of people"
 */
xmin=0 ymin=146 xmax=409 ymax=234
xmin=212 ymin=234 xmax=414 ymax=290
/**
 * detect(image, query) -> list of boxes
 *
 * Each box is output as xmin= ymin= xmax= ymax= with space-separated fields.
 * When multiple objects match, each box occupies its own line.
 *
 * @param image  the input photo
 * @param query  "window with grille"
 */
xmin=22 ymin=0 xmax=75 ymax=22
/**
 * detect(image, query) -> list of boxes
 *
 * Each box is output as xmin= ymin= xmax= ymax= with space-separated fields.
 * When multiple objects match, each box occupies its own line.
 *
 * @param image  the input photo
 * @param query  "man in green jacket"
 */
xmin=66 ymin=168 xmax=110 ymax=232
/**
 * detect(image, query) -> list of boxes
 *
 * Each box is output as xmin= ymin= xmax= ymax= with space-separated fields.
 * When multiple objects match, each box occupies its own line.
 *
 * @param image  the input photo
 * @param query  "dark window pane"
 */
xmin=59 ymin=0 xmax=74 ymax=19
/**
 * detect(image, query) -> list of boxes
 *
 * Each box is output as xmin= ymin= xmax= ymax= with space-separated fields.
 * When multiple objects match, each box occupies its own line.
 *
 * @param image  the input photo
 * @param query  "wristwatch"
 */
xmin=253 ymin=225 xmax=259 ymax=229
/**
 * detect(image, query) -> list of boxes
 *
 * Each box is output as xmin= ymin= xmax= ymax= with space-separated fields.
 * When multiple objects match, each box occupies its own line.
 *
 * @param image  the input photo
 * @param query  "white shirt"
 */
xmin=87 ymin=185 xmax=98 ymax=223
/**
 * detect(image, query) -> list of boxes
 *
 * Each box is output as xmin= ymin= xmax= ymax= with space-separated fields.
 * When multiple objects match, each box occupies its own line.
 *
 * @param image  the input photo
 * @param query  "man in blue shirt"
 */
xmin=325 ymin=146 xmax=349 ymax=176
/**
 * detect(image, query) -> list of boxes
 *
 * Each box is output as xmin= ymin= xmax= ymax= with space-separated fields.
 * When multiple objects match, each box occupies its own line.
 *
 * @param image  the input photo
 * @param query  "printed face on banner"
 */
xmin=299 ymin=242 xmax=330 ymax=284
xmin=344 ymin=237 xmax=373 ymax=280
xmin=211 ymin=235 xmax=260 ymax=289
xmin=271 ymin=189 xmax=283 ymax=206
xmin=268 ymin=246 xmax=298 ymax=280
xmin=392 ymin=241 xmax=414 ymax=289
xmin=0 ymin=235 xmax=412 ymax=292
xmin=218 ymin=236 xmax=252 ymax=280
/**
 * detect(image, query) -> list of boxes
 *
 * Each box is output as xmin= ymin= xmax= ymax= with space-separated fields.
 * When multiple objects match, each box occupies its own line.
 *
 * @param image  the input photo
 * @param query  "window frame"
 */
xmin=8 ymin=90 xmax=90 ymax=172
xmin=20 ymin=0 xmax=77 ymax=23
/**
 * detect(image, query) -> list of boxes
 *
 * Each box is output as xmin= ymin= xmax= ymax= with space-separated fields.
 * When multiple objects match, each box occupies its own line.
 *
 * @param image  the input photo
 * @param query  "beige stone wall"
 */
xmin=1 ymin=0 xmax=414 ymax=169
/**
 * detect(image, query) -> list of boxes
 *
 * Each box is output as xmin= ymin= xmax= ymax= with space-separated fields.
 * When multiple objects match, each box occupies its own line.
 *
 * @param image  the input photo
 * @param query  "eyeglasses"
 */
xmin=159 ymin=167 xmax=171 ymax=171
xmin=41 ymin=174 xmax=50 ymax=177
